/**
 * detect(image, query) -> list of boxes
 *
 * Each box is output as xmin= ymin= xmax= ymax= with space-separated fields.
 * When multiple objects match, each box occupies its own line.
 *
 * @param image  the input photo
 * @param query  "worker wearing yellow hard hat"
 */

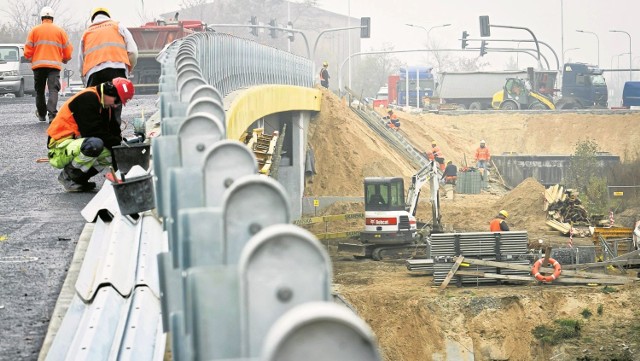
xmin=490 ymin=210 xmax=510 ymax=232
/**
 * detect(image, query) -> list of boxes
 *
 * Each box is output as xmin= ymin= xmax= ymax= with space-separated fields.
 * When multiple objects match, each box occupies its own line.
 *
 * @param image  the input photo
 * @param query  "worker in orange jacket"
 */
xmin=489 ymin=210 xmax=510 ymax=232
xmin=78 ymin=7 xmax=138 ymax=122
xmin=430 ymin=141 xmax=445 ymax=171
xmin=475 ymin=140 xmax=491 ymax=173
xmin=24 ymin=6 xmax=73 ymax=123
xmin=47 ymin=78 xmax=135 ymax=192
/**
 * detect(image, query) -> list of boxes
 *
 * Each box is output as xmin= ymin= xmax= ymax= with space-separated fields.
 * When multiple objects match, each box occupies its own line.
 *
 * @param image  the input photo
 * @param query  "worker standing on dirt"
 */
xmin=319 ymin=61 xmax=330 ymax=88
xmin=24 ymin=6 xmax=73 ymax=123
xmin=431 ymin=141 xmax=445 ymax=171
xmin=489 ymin=210 xmax=510 ymax=232
xmin=78 ymin=7 xmax=138 ymax=122
xmin=475 ymin=140 xmax=491 ymax=173
xmin=47 ymin=78 xmax=135 ymax=192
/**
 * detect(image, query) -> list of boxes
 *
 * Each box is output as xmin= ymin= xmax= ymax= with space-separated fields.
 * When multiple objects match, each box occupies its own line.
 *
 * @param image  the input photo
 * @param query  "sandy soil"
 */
xmin=307 ymin=88 xmax=640 ymax=360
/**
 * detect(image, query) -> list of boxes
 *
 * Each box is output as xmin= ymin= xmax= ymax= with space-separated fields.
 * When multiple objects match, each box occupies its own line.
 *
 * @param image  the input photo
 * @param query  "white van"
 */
xmin=0 ymin=44 xmax=34 ymax=97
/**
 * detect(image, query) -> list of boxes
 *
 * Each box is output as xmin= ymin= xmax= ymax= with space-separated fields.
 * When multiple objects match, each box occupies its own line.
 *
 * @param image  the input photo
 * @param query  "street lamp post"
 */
xmin=563 ymin=47 xmax=580 ymax=61
xmin=610 ymin=29 xmax=632 ymax=80
xmin=427 ymin=23 xmax=451 ymax=44
xmin=576 ymin=29 xmax=599 ymax=66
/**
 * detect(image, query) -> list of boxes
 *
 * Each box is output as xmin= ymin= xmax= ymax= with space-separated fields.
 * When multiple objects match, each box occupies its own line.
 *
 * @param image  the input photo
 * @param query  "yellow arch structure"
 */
xmin=225 ymin=85 xmax=322 ymax=140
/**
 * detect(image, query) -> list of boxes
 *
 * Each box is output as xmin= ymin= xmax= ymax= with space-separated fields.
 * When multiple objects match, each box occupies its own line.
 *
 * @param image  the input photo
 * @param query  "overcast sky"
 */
xmin=52 ymin=0 xmax=636 ymax=72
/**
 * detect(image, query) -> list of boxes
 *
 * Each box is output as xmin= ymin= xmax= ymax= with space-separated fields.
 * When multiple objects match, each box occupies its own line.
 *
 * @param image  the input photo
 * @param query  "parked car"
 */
xmin=0 ymin=43 xmax=35 ymax=97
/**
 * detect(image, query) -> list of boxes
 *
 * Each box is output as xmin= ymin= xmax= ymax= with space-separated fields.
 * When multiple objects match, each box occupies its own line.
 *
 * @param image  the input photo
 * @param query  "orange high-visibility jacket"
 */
xmin=81 ymin=20 xmax=130 ymax=76
xmin=489 ymin=218 xmax=508 ymax=232
xmin=431 ymin=146 xmax=443 ymax=158
xmin=476 ymin=147 xmax=491 ymax=161
xmin=48 ymin=88 xmax=99 ymax=141
xmin=24 ymin=19 xmax=73 ymax=70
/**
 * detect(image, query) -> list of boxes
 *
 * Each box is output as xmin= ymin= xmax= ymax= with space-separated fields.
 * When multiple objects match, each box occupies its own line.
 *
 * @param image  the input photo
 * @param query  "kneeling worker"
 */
xmin=47 ymin=78 xmax=135 ymax=192
xmin=489 ymin=210 xmax=510 ymax=232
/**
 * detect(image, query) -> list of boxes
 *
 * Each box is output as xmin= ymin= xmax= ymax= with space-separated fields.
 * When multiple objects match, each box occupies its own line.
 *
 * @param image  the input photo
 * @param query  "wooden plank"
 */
xmin=457 ymin=257 xmax=634 ymax=281
xmin=456 ymin=270 xmax=632 ymax=285
xmin=562 ymin=258 xmax=640 ymax=270
xmin=439 ymin=256 xmax=464 ymax=290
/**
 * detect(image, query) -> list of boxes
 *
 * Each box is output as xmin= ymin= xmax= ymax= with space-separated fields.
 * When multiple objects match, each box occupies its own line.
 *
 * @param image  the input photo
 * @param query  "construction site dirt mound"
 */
xmin=309 ymin=89 xmax=640 ymax=360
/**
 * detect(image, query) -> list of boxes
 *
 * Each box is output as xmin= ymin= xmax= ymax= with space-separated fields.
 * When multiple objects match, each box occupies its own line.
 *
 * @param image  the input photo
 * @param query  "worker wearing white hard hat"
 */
xmin=319 ymin=61 xmax=330 ymax=88
xmin=475 ymin=139 xmax=491 ymax=174
xmin=24 ymin=6 xmax=73 ymax=123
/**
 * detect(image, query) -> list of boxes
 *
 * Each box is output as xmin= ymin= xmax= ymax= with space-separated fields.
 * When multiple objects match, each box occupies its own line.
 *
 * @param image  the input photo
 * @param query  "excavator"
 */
xmin=338 ymin=160 xmax=443 ymax=261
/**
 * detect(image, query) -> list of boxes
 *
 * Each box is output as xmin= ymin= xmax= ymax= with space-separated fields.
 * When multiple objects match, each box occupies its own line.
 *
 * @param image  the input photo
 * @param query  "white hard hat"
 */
xmin=40 ymin=6 xmax=54 ymax=18
xmin=480 ymin=140 xmax=486 ymax=144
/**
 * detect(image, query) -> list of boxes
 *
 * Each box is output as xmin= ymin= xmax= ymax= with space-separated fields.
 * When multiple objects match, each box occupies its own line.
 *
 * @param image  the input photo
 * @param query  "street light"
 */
xmin=610 ymin=29 xmax=632 ymax=80
xmin=563 ymin=47 xmax=580 ymax=60
xmin=427 ymin=23 xmax=451 ymax=43
xmin=576 ymin=30 xmax=599 ymax=66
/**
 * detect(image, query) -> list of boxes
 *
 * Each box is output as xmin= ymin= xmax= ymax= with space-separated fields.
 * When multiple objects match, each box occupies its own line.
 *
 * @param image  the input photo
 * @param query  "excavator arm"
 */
xmin=406 ymin=161 xmax=443 ymax=232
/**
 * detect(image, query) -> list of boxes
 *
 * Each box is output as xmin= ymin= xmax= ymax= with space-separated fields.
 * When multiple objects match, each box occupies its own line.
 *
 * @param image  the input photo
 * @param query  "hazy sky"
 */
xmin=49 ymin=0 xmax=636 ymax=71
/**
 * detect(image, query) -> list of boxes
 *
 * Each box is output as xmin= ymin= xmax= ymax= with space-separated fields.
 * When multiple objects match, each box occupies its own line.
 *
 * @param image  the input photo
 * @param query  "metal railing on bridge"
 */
xmin=44 ymin=33 xmax=381 ymax=361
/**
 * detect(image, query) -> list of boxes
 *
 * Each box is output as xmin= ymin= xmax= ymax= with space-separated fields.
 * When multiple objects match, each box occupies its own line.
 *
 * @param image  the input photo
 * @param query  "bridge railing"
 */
xmin=154 ymin=33 xmax=381 ymax=360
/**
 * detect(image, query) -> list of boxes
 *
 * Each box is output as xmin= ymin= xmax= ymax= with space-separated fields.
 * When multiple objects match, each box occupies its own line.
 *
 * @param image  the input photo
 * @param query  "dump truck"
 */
xmin=435 ymin=71 xmax=527 ymax=110
xmin=128 ymin=19 xmax=207 ymax=94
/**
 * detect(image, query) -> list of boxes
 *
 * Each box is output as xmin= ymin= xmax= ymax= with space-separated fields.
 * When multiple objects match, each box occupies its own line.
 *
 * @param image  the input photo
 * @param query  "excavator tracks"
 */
xmin=371 ymin=244 xmax=429 ymax=261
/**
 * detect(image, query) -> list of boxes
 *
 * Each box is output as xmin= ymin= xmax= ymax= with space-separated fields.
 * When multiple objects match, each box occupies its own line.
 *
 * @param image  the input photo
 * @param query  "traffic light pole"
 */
xmin=468 ymin=37 xmax=559 ymax=70
xmin=489 ymin=24 xmax=542 ymax=68
xmin=208 ymin=23 xmax=311 ymax=58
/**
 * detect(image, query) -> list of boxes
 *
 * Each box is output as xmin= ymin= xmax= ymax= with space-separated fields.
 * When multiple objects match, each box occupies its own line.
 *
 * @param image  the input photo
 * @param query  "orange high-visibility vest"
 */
xmin=48 ymin=88 xmax=100 ymax=141
xmin=476 ymin=147 xmax=491 ymax=161
xmin=24 ymin=20 xmax=73 ymax=70
xmin=81 ymin=20 xmax=130 ymax=76
xmin=489 ymin=218 xmax=504 ymax=232
xmin=431 ymin=146 xmax=443 ymax=158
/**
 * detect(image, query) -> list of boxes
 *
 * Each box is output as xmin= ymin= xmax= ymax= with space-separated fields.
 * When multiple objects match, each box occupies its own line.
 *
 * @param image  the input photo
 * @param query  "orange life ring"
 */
xmin=531 ymin=257 xmax=562 ymax=283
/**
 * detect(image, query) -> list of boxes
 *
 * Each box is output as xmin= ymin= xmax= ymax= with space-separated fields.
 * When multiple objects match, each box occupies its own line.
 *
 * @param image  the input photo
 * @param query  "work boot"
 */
xmin=36 ymin=109 xmax=46 ymax=122
xmin=58 ymin=165 xmax=98 ymax=192
xmin=58 ymin=170 xmax=86 ymax=192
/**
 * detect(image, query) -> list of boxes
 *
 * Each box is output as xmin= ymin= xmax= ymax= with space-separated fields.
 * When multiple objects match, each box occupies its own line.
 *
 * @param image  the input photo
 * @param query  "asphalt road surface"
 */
xmin=0 ymin=94 xmax=158 ymax=360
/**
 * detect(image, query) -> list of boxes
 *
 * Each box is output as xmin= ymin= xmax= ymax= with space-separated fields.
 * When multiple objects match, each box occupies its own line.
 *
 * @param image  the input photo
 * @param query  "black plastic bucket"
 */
xmin=112 ymin=143 xmax=151 ymax=174
xmin=112 ymin=174 xmax=156 ymax=215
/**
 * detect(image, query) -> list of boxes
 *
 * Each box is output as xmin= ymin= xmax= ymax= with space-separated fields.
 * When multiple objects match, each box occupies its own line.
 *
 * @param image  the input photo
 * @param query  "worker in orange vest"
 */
xmin=47 ymin=78 xmax=135 ymax=192
xmin=384 ymin=109 xmax=400 ymax=130
xmin=430 ymin=141 xmax=445 ymax=171
xmin=79 ymin=7 xmax=138 ymax=122
xmin=24 ymin=6 xmax=73 ymax=123
xmin=489 ymin=210 xmax=510 ymax=232
xmin=475 ymin=140 xmax=491 ymax=173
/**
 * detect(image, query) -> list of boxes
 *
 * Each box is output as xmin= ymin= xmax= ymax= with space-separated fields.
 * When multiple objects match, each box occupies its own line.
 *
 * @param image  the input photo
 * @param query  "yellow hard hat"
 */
xmin=431 ymin=141 xmax=437 ymax=145
xmin=499 ymin=210 xmax=509 ymax=218
xmin=91 ymin=7 xmax=111 ymax=21
xmin=323 ymin=61 xmax=328 ymax=67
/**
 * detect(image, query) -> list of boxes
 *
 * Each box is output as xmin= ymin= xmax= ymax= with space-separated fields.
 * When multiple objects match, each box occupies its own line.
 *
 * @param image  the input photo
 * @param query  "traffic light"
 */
xmin=269 ymin=19 xmax=278 ymax=38
xmin=461 ymin=31 xmax=469 ymax=49
xmin=249 ymin=16 xmax=258 ymax=36
xmin=479 ymin=15 xmax=491 ymax=37
xmin=480 ymin=40 xmax=488 ymax=56
xmin=360 ymin=17 xmax=371 ymax=38
xmin=287 ymin=21 xmax=294 ymax=42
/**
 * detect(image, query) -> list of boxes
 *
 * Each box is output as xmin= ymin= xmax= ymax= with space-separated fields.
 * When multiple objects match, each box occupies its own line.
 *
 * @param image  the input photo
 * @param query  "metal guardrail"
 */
xmin=43 ymin=33 xmax=382 ymax=361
